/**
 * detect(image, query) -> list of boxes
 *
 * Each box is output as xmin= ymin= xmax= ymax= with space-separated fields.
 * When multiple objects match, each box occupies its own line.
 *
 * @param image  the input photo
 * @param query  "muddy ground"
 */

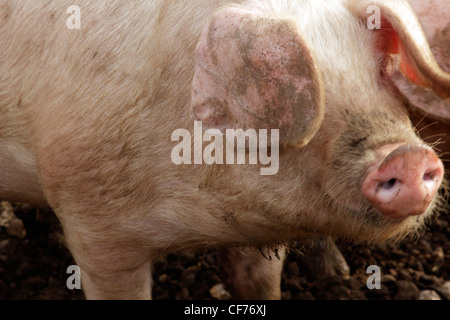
xmin=0 ymin=200 xmax=449 ymax=300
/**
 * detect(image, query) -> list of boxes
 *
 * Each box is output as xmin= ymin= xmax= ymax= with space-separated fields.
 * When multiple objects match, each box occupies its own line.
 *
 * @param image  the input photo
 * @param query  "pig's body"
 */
xmin=0 ymin=0 xmax=448 ymax=299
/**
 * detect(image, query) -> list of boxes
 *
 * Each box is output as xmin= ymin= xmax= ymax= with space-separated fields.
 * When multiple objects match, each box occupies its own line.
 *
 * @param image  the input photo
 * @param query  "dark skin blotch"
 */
xmin=207 ymin=20 xmax=219 ymax=66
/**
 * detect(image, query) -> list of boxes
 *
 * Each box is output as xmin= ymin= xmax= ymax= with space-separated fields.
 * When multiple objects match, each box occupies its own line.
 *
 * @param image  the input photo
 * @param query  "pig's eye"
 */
xmin=377 ymin=61 xmax=393 ymax=87
xmin=379 ymin=63 xmax=388 ymax=78
xmin=378 ymin=56 xmax=391 ymax=81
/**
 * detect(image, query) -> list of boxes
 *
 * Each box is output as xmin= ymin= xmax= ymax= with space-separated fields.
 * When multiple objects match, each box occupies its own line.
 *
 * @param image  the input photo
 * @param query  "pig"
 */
xmin=397 ymin=0 xmax=450 ymax=165
xmin=0 ymin=0 xmax=448 ymax=300
xmin=302 ymin=0 xmax=450 ymax=282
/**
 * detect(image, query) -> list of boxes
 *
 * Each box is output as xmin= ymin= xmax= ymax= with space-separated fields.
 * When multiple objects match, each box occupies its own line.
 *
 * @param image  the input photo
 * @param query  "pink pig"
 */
xmin=0 ymin=0 xmax=448 ymax=299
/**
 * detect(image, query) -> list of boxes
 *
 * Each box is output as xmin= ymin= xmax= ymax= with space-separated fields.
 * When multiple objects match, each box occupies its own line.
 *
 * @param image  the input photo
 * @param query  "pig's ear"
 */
xmin=190 ymin=7 xmax=324 ymax=148
xmin=386 ymin=0 xmax=450 ymax=123
xmin=347 ymin=0 xmax=450 ymax=104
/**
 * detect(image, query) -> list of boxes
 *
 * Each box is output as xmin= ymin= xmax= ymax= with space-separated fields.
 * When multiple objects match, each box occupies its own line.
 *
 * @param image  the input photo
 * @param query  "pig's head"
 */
xmin=190 ymin=0 xmax=449 ymax=243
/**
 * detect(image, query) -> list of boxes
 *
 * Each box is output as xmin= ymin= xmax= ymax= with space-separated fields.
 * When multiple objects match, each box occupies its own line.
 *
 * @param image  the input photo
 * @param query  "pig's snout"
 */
xmin=362 ymin=145 xmax=444 ymax=220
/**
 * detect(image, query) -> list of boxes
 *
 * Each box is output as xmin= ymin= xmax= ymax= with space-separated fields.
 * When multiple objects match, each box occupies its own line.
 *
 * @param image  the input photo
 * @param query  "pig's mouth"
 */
xmin=324 ymin=192 xmax=391 ymax=224
xmin=320 ymin=176 xmax=417 ymax=241
xmin=322 ymin=189 xmax=441 ymax=243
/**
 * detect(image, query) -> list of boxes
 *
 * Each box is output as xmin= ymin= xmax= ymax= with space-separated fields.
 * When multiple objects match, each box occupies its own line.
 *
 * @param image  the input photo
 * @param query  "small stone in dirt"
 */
xmin=433 ymin=281 xmax=450 ymax=300
xmin=210 ymin=284 xmax=232 ymax=300
xmin=389 ymin=269 xmax=398 ymax=277
xmin=381 ymin=275 xmax=396 ymax=284
xmin=417 ymin=290 xmax=441 ymax=300
xmin=7 ymin=218 xmax=27 ymax=239
xmin=394 ymin=281 xmax=420 ymax=300
xmin=433 ymin=247 xmax=445 ymax=260
xmin=158 ymin=274 xmax=170 ymax=284
xmin=0 ymin=202 xmax=15 ymax=228
xmin=1 ymin=201 xmax=26 ymax=239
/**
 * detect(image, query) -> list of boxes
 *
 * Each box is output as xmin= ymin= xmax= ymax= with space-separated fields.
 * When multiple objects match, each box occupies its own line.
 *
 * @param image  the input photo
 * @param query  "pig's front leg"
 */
xmin=61 ymin=220 xmax=153 ymax=300
xmin=81 ymin=262 xmax=152 ymax=300
xmin=221 ymin=246 xmax=286 ymax=300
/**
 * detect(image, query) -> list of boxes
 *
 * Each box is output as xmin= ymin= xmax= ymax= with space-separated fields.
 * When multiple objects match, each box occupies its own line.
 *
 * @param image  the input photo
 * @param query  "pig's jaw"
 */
xmin=316 ymin=196 xmax=430 ymax=243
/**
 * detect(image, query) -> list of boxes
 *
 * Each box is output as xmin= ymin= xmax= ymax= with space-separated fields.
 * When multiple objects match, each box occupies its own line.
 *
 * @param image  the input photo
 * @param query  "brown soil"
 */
xmin=0 ymin=202 xmax=449 ymax=300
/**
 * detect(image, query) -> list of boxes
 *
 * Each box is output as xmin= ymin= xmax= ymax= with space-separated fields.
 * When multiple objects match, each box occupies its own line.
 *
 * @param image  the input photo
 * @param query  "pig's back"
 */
xmin=0 ymin=0 xmax=232 ymax=205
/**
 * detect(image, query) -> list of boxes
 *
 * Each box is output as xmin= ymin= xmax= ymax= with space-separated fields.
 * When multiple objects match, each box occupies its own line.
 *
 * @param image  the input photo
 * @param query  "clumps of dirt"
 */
xmin=0 ymin=204 xmax=83 ymax=300
xmin=281 ymin=212 xmax=450 ymax=300
xmin=0 ymin=202 xmax=449 ymax=300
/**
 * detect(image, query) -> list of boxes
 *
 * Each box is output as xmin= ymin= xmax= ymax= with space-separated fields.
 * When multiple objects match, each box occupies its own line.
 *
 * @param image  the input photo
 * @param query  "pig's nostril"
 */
xmin=423 ymin=172 xmax=436 ymax=181
xmin=379 ymin=179 xmax=398 ymax=191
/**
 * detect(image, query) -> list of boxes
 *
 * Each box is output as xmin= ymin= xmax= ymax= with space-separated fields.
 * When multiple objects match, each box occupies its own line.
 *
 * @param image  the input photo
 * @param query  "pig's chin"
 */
xmin=323 ymin=193 xmax=432 ymax=243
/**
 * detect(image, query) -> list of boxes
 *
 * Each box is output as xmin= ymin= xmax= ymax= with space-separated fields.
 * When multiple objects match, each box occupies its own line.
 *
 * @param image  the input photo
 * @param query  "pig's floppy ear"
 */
xmin=386 ymin=0 xmax=450 ymax=124
xmin=347 ymin=0 xmax=450 ymax=109
xmin=190 ymin=7 xmax=324 ymax=148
